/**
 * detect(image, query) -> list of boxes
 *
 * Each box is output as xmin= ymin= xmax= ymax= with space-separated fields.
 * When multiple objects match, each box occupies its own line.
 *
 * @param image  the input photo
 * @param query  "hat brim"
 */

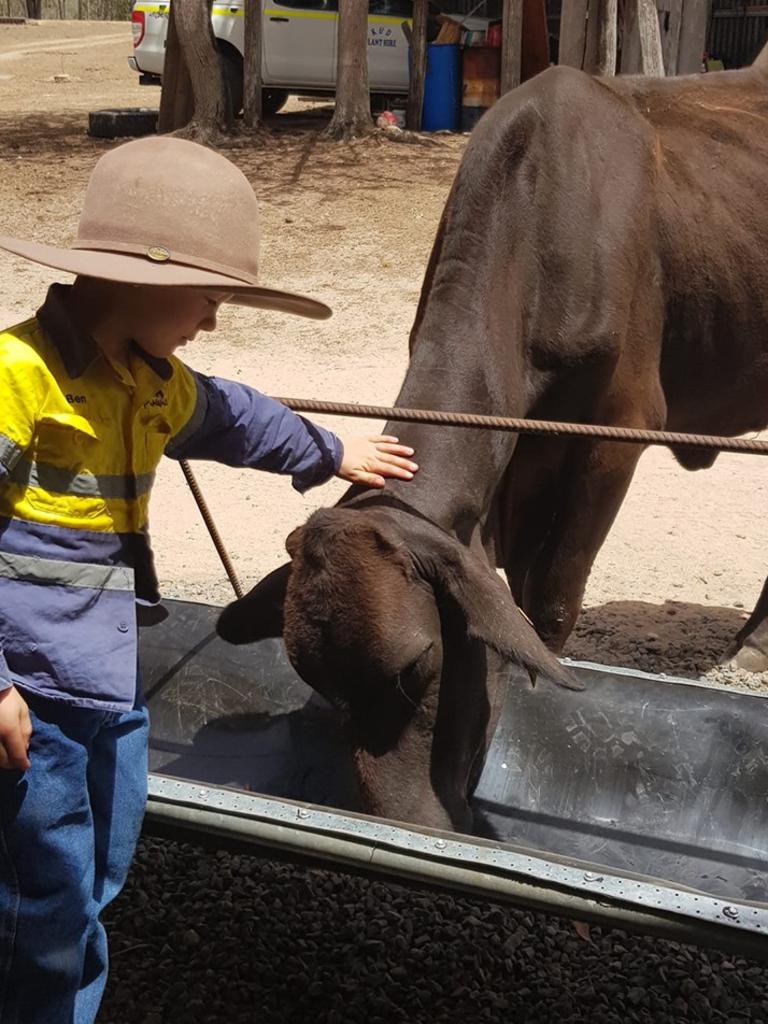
xmin=0 ymin=235 xmax=332 ymax=321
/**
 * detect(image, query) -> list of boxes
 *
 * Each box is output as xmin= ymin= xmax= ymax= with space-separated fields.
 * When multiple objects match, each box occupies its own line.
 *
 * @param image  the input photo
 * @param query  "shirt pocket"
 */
xmin=23 ymin=412 xmax=108 ymax=522
xmin=0 ymin=554 xmax=138 ymax=706
xmin=140 ymin=412 xmax=173 ymax=470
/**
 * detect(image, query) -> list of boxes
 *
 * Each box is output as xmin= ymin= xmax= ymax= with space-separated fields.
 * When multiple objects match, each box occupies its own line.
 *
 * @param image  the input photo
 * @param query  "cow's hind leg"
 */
xmin=724 ymin=575 xmax=768 ymax=672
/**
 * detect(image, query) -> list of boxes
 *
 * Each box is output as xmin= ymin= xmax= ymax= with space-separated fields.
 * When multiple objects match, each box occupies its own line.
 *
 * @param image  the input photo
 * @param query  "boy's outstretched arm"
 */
xmin=336 ymin=434 xmax=418 ymax=489
xmin=166 ymin=370 xmax=419 ymax=493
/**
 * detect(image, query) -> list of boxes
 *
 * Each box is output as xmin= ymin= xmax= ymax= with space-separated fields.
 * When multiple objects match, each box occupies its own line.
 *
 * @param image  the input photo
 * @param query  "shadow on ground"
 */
xmin=565 ymin=599 xmax=751 ymax=677
xmin=0 ymin=104 xmax=463 ymax=212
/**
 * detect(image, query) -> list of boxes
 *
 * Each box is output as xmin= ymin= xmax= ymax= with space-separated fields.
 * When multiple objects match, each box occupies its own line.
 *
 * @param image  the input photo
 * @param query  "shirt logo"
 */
xmin=144 ymin=388 xmax=168 ymax=409
xmin=65 ymin=393 xmax=87 ymax=405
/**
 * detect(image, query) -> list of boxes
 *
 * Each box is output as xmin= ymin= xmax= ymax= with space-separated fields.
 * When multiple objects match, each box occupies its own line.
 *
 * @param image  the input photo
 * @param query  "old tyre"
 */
xmin=87 ymin=108 xmax=158 ymax=139
xmin=220 ymin=50 xmax=288 ymax=119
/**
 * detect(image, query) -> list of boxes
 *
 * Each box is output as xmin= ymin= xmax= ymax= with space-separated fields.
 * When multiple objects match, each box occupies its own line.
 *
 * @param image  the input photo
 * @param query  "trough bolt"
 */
xmin=722 ymin=905 xmax=740 ymax=920
xmin=583 ymin=872 xmax=603 ymax=883
xmin=435 ymin=839 xmax=447 ymax=850
xmin=297 ymin=808 xmax=310 ymax=819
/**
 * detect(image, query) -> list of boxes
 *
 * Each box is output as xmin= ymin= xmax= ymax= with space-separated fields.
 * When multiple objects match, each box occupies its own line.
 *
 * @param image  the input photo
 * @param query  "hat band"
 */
xmin=71 ymin=238 xmax=261 ymax=288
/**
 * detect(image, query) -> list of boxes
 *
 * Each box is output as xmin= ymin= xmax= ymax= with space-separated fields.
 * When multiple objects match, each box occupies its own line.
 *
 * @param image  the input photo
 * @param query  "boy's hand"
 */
xmin=337 ymin=435 xmax=418 ymax=489
xmin=0 ymin=686 xmax=31 ymax=771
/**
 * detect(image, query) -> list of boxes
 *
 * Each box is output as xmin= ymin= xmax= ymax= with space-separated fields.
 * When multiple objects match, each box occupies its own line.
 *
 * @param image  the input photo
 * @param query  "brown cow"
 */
xmin=218 ymin=48 xmax=768 ymax=831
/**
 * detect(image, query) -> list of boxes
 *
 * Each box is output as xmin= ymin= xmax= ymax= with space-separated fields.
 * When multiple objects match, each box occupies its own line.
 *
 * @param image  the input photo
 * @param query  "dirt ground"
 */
xmin=1 ymin=20 xmax=766 ymax=692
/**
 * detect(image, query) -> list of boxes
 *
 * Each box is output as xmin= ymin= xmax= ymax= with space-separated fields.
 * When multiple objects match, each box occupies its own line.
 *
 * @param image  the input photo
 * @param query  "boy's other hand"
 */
xmin=337 ymin=435 xmax=418 ymax=489
xmin=0 ymin=686 xmax=31 ymax=771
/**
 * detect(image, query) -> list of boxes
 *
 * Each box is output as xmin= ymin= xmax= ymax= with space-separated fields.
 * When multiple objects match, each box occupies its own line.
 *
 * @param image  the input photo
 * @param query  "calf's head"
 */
xmin=216 ymin=506 xmax=580 ymax=825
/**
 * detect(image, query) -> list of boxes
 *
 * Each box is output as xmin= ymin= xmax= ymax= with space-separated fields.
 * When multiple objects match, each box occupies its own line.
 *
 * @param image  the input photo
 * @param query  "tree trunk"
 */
xmin=326 ymin=0 xmax=372 ymax=140
xmin=158 ymin=0 xmax=194 ymax=133
xmin=406 ymin=0 xmax=428 ymax=130
xmin=243 ymin=0 xmax=262 ymax=129
xmin=25 ymin=0 xmax=41 ymax=17
xmin=500 ymin=0 xmax=524 ymax=93
xmin=169 ymin=0 xmax=232 ymax=144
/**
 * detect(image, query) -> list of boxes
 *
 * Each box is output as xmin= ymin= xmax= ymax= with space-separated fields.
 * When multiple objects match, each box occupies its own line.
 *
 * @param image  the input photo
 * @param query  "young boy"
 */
xmin=0 ymin=136 xmax=418 ymax=1024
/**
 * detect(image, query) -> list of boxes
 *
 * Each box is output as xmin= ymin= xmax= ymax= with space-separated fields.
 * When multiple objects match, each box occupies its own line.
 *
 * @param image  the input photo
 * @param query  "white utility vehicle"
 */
xmin=129 ymin=0 xmax=416 ymax=116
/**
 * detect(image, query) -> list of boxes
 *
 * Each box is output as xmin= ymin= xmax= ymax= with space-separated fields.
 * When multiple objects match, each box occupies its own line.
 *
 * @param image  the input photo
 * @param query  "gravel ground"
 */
xmin=100 ymin=839 xmax=768 ymax=1024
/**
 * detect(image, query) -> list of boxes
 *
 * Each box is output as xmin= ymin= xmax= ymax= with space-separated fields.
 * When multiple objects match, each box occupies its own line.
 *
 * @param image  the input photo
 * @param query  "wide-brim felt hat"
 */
xmin=0 ymin=136 xmax=331 ymax=321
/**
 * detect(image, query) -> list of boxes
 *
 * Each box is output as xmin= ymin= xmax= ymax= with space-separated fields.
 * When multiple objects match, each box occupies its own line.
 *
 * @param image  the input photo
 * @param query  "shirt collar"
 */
xmin=36 ymin=283 xmax=172 ymax=382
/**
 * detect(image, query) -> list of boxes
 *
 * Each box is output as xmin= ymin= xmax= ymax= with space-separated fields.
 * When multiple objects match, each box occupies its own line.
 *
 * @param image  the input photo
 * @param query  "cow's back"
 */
xmin=409 ymin=65 xmax=662 ymax=404
xmin=423 ymin=64 xmax=768 ymax=439
xmin=603 ymin=69 xmax=768 ymax=437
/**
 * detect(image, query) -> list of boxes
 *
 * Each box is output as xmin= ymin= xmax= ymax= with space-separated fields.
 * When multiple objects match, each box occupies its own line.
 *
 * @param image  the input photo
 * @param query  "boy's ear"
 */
xmin=216 ymin=562 xmax=291 ymax=643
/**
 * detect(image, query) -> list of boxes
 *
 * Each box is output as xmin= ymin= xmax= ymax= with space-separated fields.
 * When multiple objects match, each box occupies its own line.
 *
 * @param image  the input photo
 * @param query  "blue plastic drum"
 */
xmin=421 ymin=43 xmax=461 ymax=132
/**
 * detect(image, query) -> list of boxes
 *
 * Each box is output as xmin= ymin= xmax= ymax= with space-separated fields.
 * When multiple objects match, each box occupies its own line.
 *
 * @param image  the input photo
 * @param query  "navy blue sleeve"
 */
xmin=165 ymin=371 xmax=344 ymax=493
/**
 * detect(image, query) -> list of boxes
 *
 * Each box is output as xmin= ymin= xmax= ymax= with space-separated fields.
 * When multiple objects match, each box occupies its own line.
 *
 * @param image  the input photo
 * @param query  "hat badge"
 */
xmin=146 ymin=245 xmax=171 ymax=262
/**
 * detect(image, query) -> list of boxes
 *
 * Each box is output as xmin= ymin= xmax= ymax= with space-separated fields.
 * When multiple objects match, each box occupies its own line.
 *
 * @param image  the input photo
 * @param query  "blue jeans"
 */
xmin=0 ymin=688 xmax=148 ymax=1024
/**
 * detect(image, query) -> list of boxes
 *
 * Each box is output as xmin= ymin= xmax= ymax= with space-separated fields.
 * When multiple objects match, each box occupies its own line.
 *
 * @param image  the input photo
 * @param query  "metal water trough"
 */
xmin=141 ymin=598 xmax=768 ymax=960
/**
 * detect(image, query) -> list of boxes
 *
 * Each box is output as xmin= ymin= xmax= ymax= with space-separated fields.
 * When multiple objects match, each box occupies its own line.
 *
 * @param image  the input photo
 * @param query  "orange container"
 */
xmin=461 ymin=46 xmax=501 ymax=131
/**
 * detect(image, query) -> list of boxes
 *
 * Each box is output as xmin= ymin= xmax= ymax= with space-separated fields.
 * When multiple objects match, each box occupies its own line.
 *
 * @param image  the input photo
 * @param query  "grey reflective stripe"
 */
xmin=8 ymin=458 xmax=155 ymax=500
xmin=165 ymin=373 xmax=208 ymax=457
xmin=0 ymin=550 xmax=134 ymax=591
xmin=0 ymin=432 xmax=23 ymax=472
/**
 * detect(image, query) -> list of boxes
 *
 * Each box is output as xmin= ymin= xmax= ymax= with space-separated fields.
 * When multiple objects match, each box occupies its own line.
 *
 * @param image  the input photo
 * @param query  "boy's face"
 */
xmin=128 ymin=286 xmax=233 ymax=360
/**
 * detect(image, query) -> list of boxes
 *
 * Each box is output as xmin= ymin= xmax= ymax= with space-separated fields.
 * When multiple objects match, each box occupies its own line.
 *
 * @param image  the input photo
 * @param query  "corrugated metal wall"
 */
xmin=707 ymin=0 xmax=768 ymax=67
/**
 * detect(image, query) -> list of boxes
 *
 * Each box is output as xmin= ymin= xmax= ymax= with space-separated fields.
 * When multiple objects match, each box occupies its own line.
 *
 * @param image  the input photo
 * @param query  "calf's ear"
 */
xmin=216 ymin=561 xmax=292 ymax=644
xmin=399 ymin=518 xmax=583 ymax=692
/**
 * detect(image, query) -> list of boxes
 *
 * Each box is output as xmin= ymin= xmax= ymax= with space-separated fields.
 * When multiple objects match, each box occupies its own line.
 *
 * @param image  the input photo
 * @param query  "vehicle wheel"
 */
xmin=219 ymin=51 xmax=288 ymax=120
xmin=262 ymin=88 xmax=289 ymax=118
xmin=220 ymin=49 xmax=244 ymax=117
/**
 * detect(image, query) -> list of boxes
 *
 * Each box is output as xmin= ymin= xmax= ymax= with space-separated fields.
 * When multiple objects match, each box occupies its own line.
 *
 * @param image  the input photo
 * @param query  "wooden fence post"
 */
xmin=659 ymin=0 xmax=683 ymax=74
xmin=582 ymin=0 xmax=600 ymax=71
xmin=620 ymin=0 xmax=641 ymax=72
xmin=243 ymin=0 xmax=262 ymax=127
xmin=501 ymin=0 xmax=524 ymax=92
xmin=596 ymin=0 xmax=618 ymax=73
xmin=637 ymin=0 xmax=665 ymax=74
xmin=406 ymin=0 xmax=428 ymax=130
xmin=558 ymin=0 xmax=590 ymax=67
xmin=677 ymin=0 xmax=707 ymax=73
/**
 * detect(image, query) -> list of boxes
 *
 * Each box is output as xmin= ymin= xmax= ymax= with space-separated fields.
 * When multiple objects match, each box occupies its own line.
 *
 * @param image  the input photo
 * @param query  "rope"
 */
xmin=180 ymin=400 xmax=767 ymax=599
xmin=179 ymin=460 xmax=243 ymax=599
xmin=274 ymin=399 xmax=768 ymax=457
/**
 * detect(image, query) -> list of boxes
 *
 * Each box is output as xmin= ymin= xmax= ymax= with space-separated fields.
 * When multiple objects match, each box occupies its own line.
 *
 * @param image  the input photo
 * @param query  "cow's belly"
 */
xmin=661 ymin=315 xmax=768 ymax=438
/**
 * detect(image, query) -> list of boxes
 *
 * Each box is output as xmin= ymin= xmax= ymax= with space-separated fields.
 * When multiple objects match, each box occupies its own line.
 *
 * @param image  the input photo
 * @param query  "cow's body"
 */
xmin=404 ymin=59 xmax=768 ymax=650
xmin=219 ymin=54 xmax=768 ymax=832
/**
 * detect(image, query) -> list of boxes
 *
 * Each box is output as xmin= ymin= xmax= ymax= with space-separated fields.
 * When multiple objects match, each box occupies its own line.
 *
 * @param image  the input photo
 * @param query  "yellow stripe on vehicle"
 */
xmin=260 ymin=7 xmax=411 ymax=25
xmin=137 ymin=3 xmax=410 ymax=27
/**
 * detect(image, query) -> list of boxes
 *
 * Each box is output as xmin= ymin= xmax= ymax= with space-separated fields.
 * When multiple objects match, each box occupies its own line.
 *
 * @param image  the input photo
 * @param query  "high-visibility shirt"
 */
xmin=0 ymin=283 xmax=342 ymax=710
